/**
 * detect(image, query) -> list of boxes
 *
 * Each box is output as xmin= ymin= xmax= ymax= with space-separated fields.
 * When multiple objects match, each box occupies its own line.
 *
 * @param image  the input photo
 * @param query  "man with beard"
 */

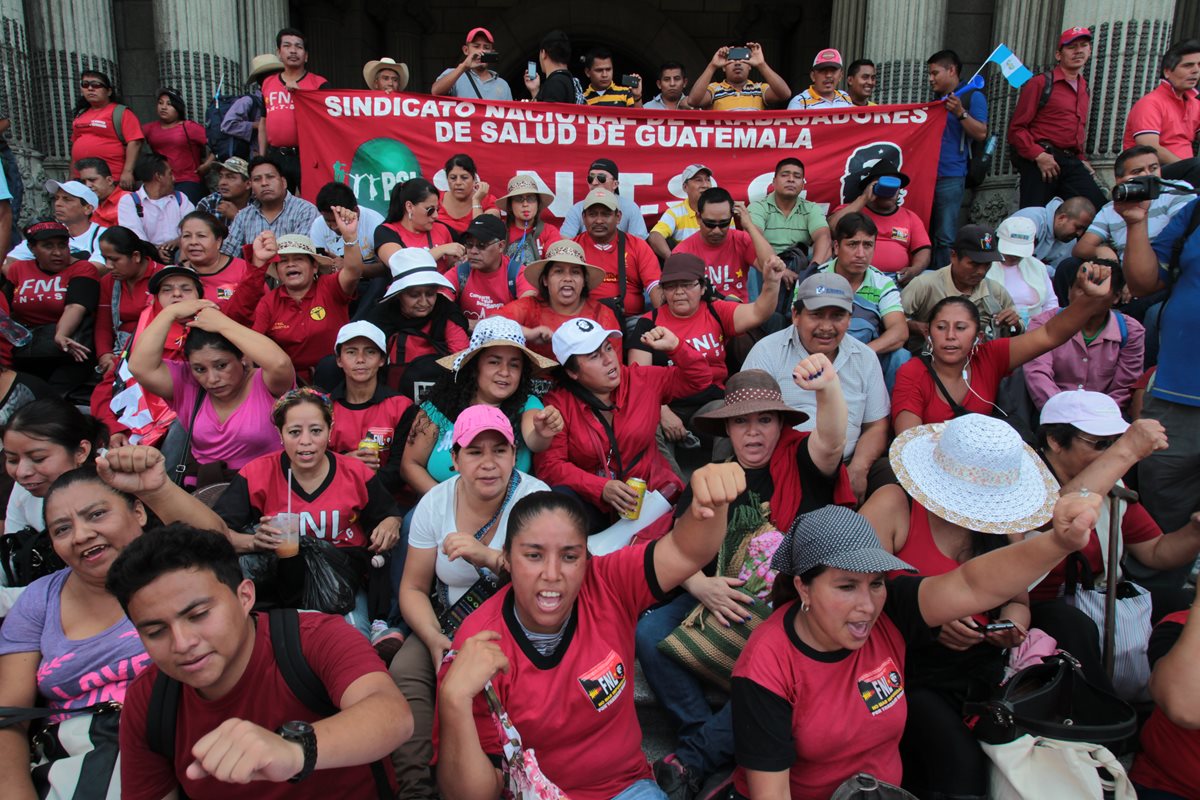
xmin=687 ymin=42 xmax=790 ymax=111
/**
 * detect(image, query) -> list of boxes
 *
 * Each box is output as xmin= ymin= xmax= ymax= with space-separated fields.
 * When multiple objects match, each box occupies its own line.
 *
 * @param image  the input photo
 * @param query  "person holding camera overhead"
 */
xmin=687 ymin=43 xmax=791 ymax=111
xmin=431 ymin=27 xmax=513 ymax=101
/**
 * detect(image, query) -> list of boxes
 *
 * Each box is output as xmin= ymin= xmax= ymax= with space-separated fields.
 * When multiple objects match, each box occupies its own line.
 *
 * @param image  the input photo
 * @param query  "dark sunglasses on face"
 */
xmin=701 ymin=217 xmax=733 ymax=229
xmin=80 ymin=81 xmax=108 ymax=89
xmin=1075 ymin=433 xmax=1117 ymax=451
xmin=465 ymin=239 xmax=499 ymax=250
xmin=586 ymin=174 xmax=610 ymax=185
xmin=423 ymin=205 xmax=437 ymax=216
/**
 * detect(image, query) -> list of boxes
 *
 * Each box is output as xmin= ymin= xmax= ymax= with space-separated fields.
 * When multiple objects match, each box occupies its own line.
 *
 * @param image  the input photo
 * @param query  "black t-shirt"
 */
xmin=0 ymin=371 xmax=51 ymax=425
xmin=538 ymin=70 xmax=581 ymax=104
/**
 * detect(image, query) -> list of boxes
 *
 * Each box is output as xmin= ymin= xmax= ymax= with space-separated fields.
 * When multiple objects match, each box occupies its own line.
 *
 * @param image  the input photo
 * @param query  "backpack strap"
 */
xmin=132 ymin=191 xmax=144 ymax=218
xmin=112 ymin=104 xmax=128 ymax=146
xmin=1115 ymin=312 xmax=1127 ymax=348
xmin=145 ymin=670 xmax=182 ymax=762
xmin=455 ymin=261 xmax=470 ymax=295
xmin=506 ymin=257 xmax=521 ymax=298
xmin=1037 ymin=70 xmax=1055 ymax=111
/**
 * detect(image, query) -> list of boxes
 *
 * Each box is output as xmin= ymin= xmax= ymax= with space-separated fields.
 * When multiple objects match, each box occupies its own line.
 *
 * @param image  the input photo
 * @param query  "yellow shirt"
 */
xmin=707 ymin=81 xmax=767 ymax=112
xmin=584 ymin=84 xmax=636 ymax=107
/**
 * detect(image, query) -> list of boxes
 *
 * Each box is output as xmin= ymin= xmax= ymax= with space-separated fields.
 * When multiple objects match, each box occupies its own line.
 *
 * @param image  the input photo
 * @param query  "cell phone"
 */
xmin=527 ymin=61 xmax=537 ymax=81
xmin=727 ymin=46 xmax=752 ymax=62
xmin=621 ymin=74 xmax=640 ymax=88
xmin=983 ymin=621 xmax=1016 ymax=633
xmin=480 ymin=51 xmax=501 ymax=65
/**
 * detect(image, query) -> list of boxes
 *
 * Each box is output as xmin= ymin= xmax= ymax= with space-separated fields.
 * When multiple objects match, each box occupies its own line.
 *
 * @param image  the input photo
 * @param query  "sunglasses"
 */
xmin=586 ymin=174 xmax=610 ymax=185
xmin=80 ymin=81 xmax=109 ymax=90
xmin=1075 ymin=433 xmax=1117 ymax=451
xmin=464 ymin=239 xmax=499 ymax=250
xmin=422 ymin=205 xmax=437 ymax=216
xmin=701 ymin=218 xmax=733 ymax=229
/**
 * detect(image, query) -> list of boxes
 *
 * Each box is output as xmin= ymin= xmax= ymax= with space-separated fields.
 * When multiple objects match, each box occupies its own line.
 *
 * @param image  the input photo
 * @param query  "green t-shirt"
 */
xmin=748 ymin=193 xmax=829 ymax=255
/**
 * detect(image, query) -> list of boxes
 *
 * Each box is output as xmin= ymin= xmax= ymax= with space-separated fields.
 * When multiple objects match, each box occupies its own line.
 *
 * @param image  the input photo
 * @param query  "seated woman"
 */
xmin=496 ymin=239 xmax=620 ymax=360
xmin=641 ymin=362 xmax=854 ymax=794
xmin=536 ymin=318 xmax=710 ymax=532
xmin=987 ymin=215 xmax=1059 ymax=326
xmin=401 ymin=316 xmax=559 ymax=497
xmin=252 ymin=232 xmax=362 ymax=385
xmin=628 ymin=253 xmax=785 ymax=475
xmin=129 ymin=297 xmax=295 ymax=481
xmin=868 ymin=413 xmax=1059 ymax=799
xmin=892 ymin=262 xmax=1115 ymax=434
xmin=1024 ymin=250 xmax=1145 ymax=411
xmin=730 ymin=492 xmax=1104 ymax=800
xmin=94 ymin=227 xmax=164 ymax=379
xmin=213 ymin=387 xmax=402 ymax=634
xmin=177 ymin=210 xmax=267 ymax=324
xmin=374 ymin=178 xmax=465 ymax=271
xmin=1029 ymin=391 xmax=1199 ymax=689
xmin=496 ymin=174 xmax=562 ymax=269
xmin=359 ymin=248 xmax=469 ymax=393
xmin=1130 ymin=581 xmax=1200 ymax=800
xmin=391 ymin=405 xmax=551 ymax=798
xmin=437 ymin=463 xmax=747 ymax=800
xmin=3 ymin=220 xmax=100 ymax=397
xmin=0 ymin=445 xmax=227 ymax=798
xmin=438 ymin=153 xmax=500 ymax=237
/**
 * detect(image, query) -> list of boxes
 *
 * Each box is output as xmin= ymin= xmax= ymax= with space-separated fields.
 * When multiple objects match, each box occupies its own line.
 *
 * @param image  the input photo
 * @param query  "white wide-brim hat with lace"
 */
xmin=435 ymin=316 xmax=557 ymax=374
xmin=890 ymin=414 xmax=1060 ymax=535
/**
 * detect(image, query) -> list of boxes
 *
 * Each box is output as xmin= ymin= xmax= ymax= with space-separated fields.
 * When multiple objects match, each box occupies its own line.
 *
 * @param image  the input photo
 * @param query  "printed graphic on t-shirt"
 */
xmin=889 ymin=227 xmax=910 ymax=244
xmin=310 ymin=306 xmax=327 ymax=320
xmin=298 ymin=509 xmax=358 ymax=543
xmin=578 ymin=649 xmax=627 ymax=712
xmin=16 ymin=275 xmax=67 ymax=305
xmin=857 ymin=657 xmax=904 ymax=716
xmin=39 ymin=630 xmax=152 ymax=716
xmin=707 ymin=264 xmax=746 ymax=296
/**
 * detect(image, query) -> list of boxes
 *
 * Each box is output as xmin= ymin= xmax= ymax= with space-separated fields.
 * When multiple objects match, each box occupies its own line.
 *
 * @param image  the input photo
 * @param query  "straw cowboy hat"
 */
xmin=363 ymin=57 xmax=410 ymax=91
xmin=889 ymin=414 xmax=1059 ymax=535
xmin=496 ymin=174 xmax=555 ymax=216
xmin=692 ymin=369 xmax=809 ymax=436
xmin=523 ymin=240 xmax=605 ymax=290
xmin=247 ymin=54 xmax=285 ymax=84
xmin=436 ymin=316 xmax=558 ymax=374
xmin=275 ymin=234 xmax=334 ymax=267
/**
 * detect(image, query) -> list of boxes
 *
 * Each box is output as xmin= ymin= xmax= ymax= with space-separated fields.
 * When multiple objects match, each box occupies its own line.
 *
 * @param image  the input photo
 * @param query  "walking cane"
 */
xmin=1103 ymin=484 xmax=1140 ymax=679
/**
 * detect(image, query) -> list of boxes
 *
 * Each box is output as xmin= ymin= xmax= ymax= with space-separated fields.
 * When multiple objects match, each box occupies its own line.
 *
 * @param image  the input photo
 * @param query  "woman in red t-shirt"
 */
xmin=177 ymin=211 xmax=266 ymax=324
xmin=892 ymin=264 xmax=1117 ymax=434
xmin=374 ymin=177 xmax=466 ymax=272
xmin=2 ymin=220 xmax=101 ymax=394
xmin=439 ymin=153 xmax=500 ymax=236
xmin=94 ymin=227 xmax=163 ymax=376
xmin=141 ymin=88 xmax=213 ymax=204
xmin=496 ymin=174 xmax=562 ymax=270
xmin=70 ymin=70 xmax=143 ymax=190
xmin=496 ymin=239 xmax=620 ymax=360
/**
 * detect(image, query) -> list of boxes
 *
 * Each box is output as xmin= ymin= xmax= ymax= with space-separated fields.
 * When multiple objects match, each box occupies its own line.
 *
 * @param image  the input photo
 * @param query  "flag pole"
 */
xmin=967 ymin=45 xmax=1003 ymax=85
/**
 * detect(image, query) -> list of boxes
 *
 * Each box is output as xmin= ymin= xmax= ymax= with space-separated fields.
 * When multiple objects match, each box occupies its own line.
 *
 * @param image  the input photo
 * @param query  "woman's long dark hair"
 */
xmin=99 ymin=225 xmax=159 ymax=263
xmin=385 ymin=178 xmax=438 ymax=224
xmin=73 ymin=70 xmax=123 ymax=117
xmin=5 ymin=399 xmax=108 ymax=461
xmin=423 ymin=351 xmax=533 ymax=434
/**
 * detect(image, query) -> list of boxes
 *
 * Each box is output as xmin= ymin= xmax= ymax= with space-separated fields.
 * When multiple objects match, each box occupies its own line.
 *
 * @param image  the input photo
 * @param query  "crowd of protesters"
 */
xmin=0 ymin=18 xmax=1199 ymax=800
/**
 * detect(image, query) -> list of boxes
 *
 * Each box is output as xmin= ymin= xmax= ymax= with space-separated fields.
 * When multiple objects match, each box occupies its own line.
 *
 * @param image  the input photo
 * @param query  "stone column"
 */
xmin=829 ymin=0 xmax=868 ymax=66
xmin=25 ymin=0 xmax=119 ymax=163
xmin=240 ymin=0 xmax=288 ymax=75
xmin=863 ymin=0 xmax=948 ymax=104
xmin=0 ymin=0 xmax=32 ymax=147
xmin=153 ymin=0 xmax=241 ymax=123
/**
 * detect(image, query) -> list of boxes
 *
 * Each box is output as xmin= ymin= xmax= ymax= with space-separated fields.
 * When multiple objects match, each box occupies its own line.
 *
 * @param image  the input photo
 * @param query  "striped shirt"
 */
xmin=787 ymin=86 xmax=854 ymax=110
xmin=584 ymin=84 xmax=637 ymax=107
xmin=651 ymin=200 xmax=700 ymax=245
xmin=1086 ymin=188 xmax=1195 ymax=258
xmin=707 ymin=81 xmax=767 ymax=112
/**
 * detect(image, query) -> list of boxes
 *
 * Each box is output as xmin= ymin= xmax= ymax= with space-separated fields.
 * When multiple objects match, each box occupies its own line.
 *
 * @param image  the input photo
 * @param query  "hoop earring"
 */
xmin=800 ymin=600 xmax=811 ymax=613
xmin=922 ymin=337 xmax=932 ymax=357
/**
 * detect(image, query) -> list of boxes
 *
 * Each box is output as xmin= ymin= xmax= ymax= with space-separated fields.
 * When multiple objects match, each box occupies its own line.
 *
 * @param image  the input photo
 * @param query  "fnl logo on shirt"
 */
xmin=298 ymin=509 xmax=356 ymax=543
xmin=578 ymin=649 xmax=626 ymax=712
xmin=857 ymin=657 xmax=904 ymax=716
xmin=17 ymin=276 xmax=66 ymax=303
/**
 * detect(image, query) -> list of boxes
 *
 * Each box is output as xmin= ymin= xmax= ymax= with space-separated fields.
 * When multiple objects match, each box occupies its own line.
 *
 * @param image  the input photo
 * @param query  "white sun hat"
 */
xmin=889 ymin=414 xmax=1060 ymax=535
xmin=435 ymin=316 xmax=557 ymax=373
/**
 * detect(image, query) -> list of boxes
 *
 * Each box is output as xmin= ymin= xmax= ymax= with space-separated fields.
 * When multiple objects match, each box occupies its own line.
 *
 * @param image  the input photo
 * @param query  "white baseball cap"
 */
xmin=1039 ymin=390 xmax=1131 ymax=437
xmin=997 ymin=216 xmax=1037 ymax=259
xmin=335 ymin=321 xmax=387 ymax=353
xmin=552 ymin=317 xmax=622 ymax=364
xmin=44 ymin=179 xmax=99 ymax=209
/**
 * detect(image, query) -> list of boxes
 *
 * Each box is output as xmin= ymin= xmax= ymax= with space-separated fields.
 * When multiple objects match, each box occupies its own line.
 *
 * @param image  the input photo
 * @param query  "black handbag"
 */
xmin=0 ymin=526 xmax=64 ymax=587
xmin=965 ymin=653 xmax=1137 ymax=745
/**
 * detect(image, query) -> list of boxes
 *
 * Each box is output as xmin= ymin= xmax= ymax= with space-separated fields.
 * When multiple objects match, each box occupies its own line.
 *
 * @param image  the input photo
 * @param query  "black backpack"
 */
xmin=145 ymin=608 xmax=392 ymax=798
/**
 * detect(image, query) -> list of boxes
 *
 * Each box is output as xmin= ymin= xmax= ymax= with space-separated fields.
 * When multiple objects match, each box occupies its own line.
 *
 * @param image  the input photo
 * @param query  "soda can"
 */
xmin=622 ymin=478 xmax=647 ymax=520
xmin=358 ymin=437 xmax=383 ymax=453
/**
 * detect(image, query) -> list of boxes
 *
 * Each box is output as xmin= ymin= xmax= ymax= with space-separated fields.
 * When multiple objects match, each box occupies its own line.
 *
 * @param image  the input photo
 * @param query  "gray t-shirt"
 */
xmin=437 ymin=68 xmax=513 ymax=101
xmin=742 ymin=326 xmax=889 ymax=459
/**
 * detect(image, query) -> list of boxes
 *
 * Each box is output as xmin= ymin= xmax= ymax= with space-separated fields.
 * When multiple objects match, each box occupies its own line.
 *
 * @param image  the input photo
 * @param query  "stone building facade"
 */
xmin=0 ymin=0 xmax=1195 ymax=226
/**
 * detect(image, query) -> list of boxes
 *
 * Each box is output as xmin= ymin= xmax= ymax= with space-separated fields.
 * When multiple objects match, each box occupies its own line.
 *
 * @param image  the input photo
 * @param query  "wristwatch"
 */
xmin=277 ymin=720 xmax=317 ymax=782
xmin=957 ymin=111 xmax=968 ymax=120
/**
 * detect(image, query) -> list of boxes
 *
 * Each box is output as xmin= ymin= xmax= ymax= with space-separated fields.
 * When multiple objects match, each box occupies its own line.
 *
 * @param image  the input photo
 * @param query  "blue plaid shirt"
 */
xmin=220 ymin=193 xmax=319 ymax=256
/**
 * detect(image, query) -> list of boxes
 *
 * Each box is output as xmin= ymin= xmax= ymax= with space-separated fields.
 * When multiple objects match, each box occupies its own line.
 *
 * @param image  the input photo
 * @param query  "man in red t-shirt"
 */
xmin=109 ymin=526 xmax=412 ymax=800
xmin=573 ymin=187 xmax=662 ymax=325
xmin=674 ymin=186 xmax=777 ymax=302
xmin=262 ymin=28 xmax=329 ymax=193
xmin=448 ymin=214 xmax=535 ymax=327
xmin=829 ymin=160 xmax=931 ymax=285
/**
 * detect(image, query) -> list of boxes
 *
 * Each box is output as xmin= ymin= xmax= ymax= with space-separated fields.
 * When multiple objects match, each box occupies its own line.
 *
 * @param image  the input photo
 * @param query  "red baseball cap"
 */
xmin=1059 ymin=26 xmax=1092 ymax=47
xmin=466 ymin=27 xmax=494 ymax=43
xmin=813 ymin=48 xmax=843 ymax=69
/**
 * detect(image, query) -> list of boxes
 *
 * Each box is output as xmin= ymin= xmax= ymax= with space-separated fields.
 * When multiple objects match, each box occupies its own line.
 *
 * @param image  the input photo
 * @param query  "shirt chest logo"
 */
xmin=889 ymin=227 xmax=910 ymax=244
xmin=577 ymin=649 xmax=626 ymax=712
xmin=857 ymin=656 xmax=904 ymax=716
xmin=310 ymin=306 xmax=327 ymax=321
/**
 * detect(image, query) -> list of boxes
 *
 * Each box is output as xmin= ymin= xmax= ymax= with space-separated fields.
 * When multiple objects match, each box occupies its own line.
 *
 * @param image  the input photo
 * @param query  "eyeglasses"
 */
xmin=464 ymin=239 xmax=499 ymax=251
xmin=701 ymin=218 xmax=733 ymax=229
xmin=1075 ymin=433 xmax=1117 ymax=451
xmin=663 ymin=280 xmax=701 ymax=292
xmin=80 ymin=81 xmax=108 ymax=90
xmin=586 ymin=174 xmax=610 ymax=185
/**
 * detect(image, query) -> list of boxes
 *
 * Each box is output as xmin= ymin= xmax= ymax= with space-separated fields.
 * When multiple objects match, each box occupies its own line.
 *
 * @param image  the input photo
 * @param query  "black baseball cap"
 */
xmin=589 ymin=158 xmax=619 ymax=178
xmin=460 ymin=213 xmax=507 ymax=245
xmin=952 ymin=224 xmax=1003 ymax=263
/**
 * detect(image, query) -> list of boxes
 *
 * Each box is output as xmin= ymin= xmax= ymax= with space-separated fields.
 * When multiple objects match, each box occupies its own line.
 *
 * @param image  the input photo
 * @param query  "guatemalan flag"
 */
xmin=986 ymin=44 xmax=1034 ymax=88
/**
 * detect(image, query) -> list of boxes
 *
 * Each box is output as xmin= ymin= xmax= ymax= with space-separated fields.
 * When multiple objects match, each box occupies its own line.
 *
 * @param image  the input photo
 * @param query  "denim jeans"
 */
xmin=930 ymin=175 xmax=966 ymax=268
xmin=635 ymin=593 xmax=735 ymax=775
xmin=612 ymin=779 xmax=669 ymax=800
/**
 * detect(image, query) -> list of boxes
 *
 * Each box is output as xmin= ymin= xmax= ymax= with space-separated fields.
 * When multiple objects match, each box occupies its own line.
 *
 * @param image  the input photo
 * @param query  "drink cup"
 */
xmin=270 ymin=513 xmax=301 ymax=558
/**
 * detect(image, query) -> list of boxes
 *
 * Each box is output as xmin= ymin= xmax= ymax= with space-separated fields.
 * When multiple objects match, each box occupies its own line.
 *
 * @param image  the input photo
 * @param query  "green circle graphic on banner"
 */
xmin=338 ymin=138 xmax=422 ymax=216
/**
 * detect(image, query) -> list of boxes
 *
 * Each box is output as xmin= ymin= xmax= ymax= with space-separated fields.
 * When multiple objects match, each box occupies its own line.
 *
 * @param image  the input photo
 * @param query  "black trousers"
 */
xmin=1014 ymin=151 xmax=1107 ymax=211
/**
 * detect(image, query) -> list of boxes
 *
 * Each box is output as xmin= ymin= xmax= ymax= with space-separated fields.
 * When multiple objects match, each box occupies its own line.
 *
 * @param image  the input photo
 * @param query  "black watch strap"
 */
xmin=277 ymin=721 xmax=317 ymax=782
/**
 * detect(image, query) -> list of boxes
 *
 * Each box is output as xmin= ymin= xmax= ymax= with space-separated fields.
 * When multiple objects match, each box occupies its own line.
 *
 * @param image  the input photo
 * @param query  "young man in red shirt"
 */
xmin=261 ymin=27 xmax=329 ymax=193
xmin=674 ymin=186 xmax=780 ymax=302
xmin=573 ymin=187 xmax=663 ymax=328
xmin=109 ymin=525 xmax=412 ymax=800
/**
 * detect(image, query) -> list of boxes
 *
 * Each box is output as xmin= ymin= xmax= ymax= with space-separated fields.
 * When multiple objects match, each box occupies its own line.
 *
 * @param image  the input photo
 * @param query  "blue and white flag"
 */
xmin=986 ymin=44 xmax=1034 ymax=88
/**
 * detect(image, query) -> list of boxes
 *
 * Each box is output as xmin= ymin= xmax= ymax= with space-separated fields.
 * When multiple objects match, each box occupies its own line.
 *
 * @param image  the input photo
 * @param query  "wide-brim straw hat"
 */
xmin=363 ymin=57 xmax=410 ymax=91
xmin=889 ymin=414 xmax=1059 ymax=535
xmin=275 ymin=234 xmax=334 ymax=267
xmin=436 ymin=316 xmax=557 ymax=374
xmin=247 ymin=54 xmax=285 ymax=84
xmin=692 ymin=369 xmax=809 ymax=436
xmin=497 ymin=174 xmax=554 ymax=216
xmin=524 ymin=239 xmax=605 ymax=290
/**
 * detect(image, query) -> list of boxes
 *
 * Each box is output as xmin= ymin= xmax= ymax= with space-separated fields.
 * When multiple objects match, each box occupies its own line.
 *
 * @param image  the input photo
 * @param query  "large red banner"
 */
xmin=295 ymin=92 xmax=947 ymax=225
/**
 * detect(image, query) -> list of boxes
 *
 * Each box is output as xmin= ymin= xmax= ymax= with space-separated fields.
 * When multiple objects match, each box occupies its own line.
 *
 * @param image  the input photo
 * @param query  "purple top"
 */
xmin=0 ymin=569 xmax=151 ymax=717
xmin=1024 ymin=309 xmax=1146 ymax=410
xmin=166 ymin=360 xmax=285 ymax=470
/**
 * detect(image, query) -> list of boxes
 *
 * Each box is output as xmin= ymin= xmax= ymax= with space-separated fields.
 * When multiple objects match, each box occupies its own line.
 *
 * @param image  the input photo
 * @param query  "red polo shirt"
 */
xmin=91 ymin=189 xmax=128 ymax=228
xmin=262 ymin=72 xmax=328 ymax=149
xmin=1009 ymin=67 xmax=1091 ymax=160
xmin=1123 ymin=80 xmax=1200 ymax=160
xmin=252 ymin=273 xmax=352 ymax=381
